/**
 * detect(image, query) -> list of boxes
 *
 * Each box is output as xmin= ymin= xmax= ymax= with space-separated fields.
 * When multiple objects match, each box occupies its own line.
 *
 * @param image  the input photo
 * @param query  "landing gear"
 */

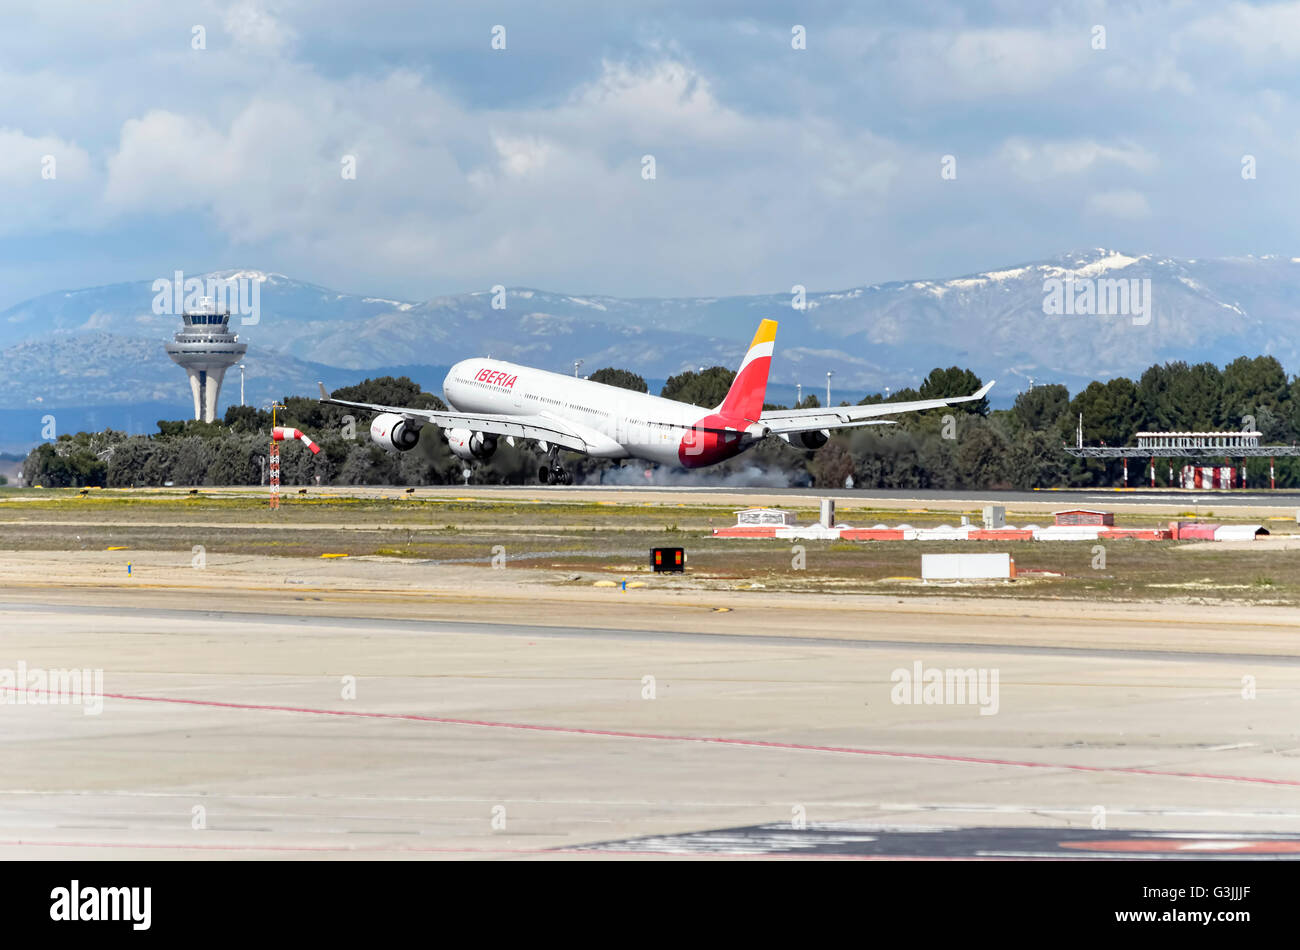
xmin=538 ymin=464 xmax=572 ymax=485
xmin=538 ymin=449 xmax=572 ymax=485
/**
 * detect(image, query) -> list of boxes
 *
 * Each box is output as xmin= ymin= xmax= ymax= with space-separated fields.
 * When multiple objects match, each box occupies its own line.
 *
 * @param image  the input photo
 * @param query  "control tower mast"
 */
xmin=163 ymin=298 xmax=248 ymax=422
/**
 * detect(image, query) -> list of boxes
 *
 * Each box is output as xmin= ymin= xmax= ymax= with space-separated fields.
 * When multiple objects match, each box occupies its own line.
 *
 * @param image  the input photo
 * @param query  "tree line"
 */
xmin=20 ymin=355 xmax=1300 ymax=489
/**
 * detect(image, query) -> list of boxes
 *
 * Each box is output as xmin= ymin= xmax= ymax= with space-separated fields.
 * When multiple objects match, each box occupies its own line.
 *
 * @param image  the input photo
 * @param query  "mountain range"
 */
xmin=2 ymin=248 xmax=1297 ymax=450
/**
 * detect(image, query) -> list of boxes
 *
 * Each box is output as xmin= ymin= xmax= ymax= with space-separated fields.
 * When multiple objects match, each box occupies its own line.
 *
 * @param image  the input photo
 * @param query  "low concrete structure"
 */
xmin=735 ymin=507 xmax=796 ymax=526
xmin=1053 ymin=509 xmax=1114 ymax=527
xmin=775 ymin=523 xmax=843 ymax=540
xmin=712 ymin=502 xmax=1280 ymax=544
xmin=922 ymin=553 xmax=1015 ymax=581
xmin=718 ymin=518 xmax=1171 ymax=542
xmin=1169 ymin=522 xmax=1269 ymax=541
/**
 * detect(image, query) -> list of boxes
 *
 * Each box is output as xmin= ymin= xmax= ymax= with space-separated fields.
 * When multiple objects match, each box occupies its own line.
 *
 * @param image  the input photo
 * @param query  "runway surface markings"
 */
xmin=4 ymin=601 xmax=1299 ymax=664
xmin=2 ymin=790 xmax=1300 ymax=821
xmin=14 ymin=685 xmax=1297 ymax=790
xmin=0 ymin=837 xmax=987 ymax=859
xmin=6 ymin=791 xmax=1300 ymax=819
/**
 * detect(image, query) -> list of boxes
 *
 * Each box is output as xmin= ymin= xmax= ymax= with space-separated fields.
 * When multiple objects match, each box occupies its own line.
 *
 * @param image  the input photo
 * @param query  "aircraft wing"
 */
xmin=317 ymin=385 xmax=593 ymax=452
xmin=760 ymin=381 xmax=994 ymax=434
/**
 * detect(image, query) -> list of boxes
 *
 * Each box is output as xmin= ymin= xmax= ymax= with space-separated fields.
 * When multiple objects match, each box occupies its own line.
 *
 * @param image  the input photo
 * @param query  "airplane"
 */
xmin=317 ymin=319 xmax=994 ymax=484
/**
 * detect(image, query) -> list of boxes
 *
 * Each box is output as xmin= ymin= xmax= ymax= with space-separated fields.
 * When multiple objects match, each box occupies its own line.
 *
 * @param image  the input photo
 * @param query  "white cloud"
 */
xmin=85 ymin=57 xmax=921 ymax=294
xmin=5 ymin=1 xmax=1300 ymax=306
xmin=1085 ymin=189 xmax=1151 ymax=220
xmin=564 ymin=59 xmax=750 ymax=144
xmin=0 ymin=128 xmax=91 ymax=184
xmin=223 ymin=1 xmax=296 ymax=52
xmin=103 ymin=111 xmax=229 ymax=212
xmin=1183 ymin=2 xmax=1300 ymax=60
xmin=1000 ymin=138 xmax=1157 ymax=181
xmin=490 ymin=135 xmax=555 ymax=178
xmin=1101 ymin=55 xmax=1195 ymax=97
xmin=0 ymin=128 xmax=96 ymax=234
xmin=893 ymin=27 xmax=1089 ymax=100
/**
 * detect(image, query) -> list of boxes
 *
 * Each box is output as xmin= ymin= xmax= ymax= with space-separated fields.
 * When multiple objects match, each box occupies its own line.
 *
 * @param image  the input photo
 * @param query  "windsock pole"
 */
xmin=268 ymin=415 xmax=321 ymax=509
xmin=269 ymin=403 xmax=284 ymax=510
xmin=269 ymin=441 xmax=280 ymax=509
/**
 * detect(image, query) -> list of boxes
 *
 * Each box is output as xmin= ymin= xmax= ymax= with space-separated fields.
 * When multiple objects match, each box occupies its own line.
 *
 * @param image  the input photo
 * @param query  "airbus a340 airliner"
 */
xmin=318 ymin=319 xmax=993 ymax=484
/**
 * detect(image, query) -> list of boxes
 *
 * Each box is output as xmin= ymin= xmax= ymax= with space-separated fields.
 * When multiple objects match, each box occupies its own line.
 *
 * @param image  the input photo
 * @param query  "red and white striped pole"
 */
xmin=268 ymin=422 xmax=320 ymax=509
xmin=1122 ymin=457 xmax=1128 ymax=487
xmin=269 ymin=440 xmax=280 ymax=510
xmin=1271 ymin=457 xmax=1276 ymax=490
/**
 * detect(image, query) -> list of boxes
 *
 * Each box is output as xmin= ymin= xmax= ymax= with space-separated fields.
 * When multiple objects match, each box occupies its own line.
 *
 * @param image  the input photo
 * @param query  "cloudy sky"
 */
xmin=1 ymin=0 xmax=1296 ymax=309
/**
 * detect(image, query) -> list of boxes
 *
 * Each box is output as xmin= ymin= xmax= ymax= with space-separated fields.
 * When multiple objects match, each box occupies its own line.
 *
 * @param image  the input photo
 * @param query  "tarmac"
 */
xmin=2 ymin=560 xmax=1298 ymax=860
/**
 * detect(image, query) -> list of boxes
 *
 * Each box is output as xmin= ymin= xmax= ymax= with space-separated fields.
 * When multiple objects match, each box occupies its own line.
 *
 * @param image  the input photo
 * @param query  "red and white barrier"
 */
xmin=1180 ymin=465 xmax=1233 ymax=489
xmin=1168 ymin=521 xmax=1268 ymax=541
xmin=273 ymin=426 xmax=321 ymax=455
xmin=715 ymin=523 xmax=1173 ymax=541
xmin=712 ymin=505 xmax=1267 ymax=544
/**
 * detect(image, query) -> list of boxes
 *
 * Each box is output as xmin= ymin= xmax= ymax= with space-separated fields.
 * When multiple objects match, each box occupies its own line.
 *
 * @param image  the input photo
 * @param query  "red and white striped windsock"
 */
xmin=272 ymin=426 xmax=321 ymax=454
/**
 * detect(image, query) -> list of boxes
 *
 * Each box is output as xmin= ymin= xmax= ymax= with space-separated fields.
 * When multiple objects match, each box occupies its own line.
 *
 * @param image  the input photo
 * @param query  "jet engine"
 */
xmin=370 ymin=412 xmax=421 ymax=452
xmin=446 ymin=428 xmax=498 ymax=461
xmin=796 ymin=429 xmax=829 ymax=450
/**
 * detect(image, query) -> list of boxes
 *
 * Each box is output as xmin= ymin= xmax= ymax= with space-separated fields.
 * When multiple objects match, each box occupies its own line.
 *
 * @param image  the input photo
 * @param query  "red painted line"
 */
xmin=0 ymin=838 xmax=1008 ymax=860
xmin=0 ymin=838 xmax=538 ymax=855
xmin=19 ymin=687 xmax=1297 ymax=790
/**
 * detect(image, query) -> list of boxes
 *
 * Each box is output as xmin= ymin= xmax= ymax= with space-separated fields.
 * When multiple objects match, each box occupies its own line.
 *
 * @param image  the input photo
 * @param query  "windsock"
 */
xmin=272 ymin=426 xmax=321 ymax=454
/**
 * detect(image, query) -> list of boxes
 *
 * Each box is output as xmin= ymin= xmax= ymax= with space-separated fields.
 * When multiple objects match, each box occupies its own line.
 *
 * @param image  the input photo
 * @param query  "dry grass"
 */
xmin=2 ymin=490 xmax=1297 ymax=604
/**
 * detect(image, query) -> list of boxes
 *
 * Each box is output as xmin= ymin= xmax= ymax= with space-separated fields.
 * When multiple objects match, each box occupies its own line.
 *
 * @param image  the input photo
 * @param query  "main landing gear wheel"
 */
xmin=538 ymin=465 xmax=571 ymax=485
xmin=538 ymin=444 xmax=572 ymax=485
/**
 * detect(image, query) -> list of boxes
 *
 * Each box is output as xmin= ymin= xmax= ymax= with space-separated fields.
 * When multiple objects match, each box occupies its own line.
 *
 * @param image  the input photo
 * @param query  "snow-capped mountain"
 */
xmin=3 ymin=250 xmax=1299 ymax=422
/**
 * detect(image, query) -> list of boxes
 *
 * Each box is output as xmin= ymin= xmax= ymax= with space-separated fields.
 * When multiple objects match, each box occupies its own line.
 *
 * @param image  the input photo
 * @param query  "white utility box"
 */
xmin=922 ymin=552 xmax=1014 ymax=581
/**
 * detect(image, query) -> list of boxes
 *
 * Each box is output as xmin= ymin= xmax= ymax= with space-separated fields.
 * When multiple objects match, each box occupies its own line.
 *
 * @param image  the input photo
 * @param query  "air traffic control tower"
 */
xmin=164 ymin=299 xmax=248 ymax=422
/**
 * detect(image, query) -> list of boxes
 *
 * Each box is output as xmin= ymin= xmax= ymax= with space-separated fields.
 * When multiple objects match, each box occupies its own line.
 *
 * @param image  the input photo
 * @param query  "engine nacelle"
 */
xmin=370 ymin=412 xmax=421 ymax=452
xmin=797 ymin=429 xmax=829 ymax=450
xmin=445 ymin=428 xmax=498 ymax=462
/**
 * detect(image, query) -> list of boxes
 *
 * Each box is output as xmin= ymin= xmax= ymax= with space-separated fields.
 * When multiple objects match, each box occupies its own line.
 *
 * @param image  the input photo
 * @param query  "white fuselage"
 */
xmin=442 ymin=359 xmax=749 ymax=467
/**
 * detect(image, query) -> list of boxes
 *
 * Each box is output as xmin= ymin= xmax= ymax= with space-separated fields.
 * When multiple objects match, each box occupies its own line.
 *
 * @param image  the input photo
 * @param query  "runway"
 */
xmin=2 ymin=595 xmax=1298 ymax=859
xmin=466 ymin=484 xmax=1300 ymax=509
xmin=60 ymin=482 xmax=1300 ymax=515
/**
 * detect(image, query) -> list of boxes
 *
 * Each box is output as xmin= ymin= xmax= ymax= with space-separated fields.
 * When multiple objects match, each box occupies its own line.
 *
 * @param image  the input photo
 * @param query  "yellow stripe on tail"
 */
xmin=749 ymin=318 xmax=778 ymax=349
